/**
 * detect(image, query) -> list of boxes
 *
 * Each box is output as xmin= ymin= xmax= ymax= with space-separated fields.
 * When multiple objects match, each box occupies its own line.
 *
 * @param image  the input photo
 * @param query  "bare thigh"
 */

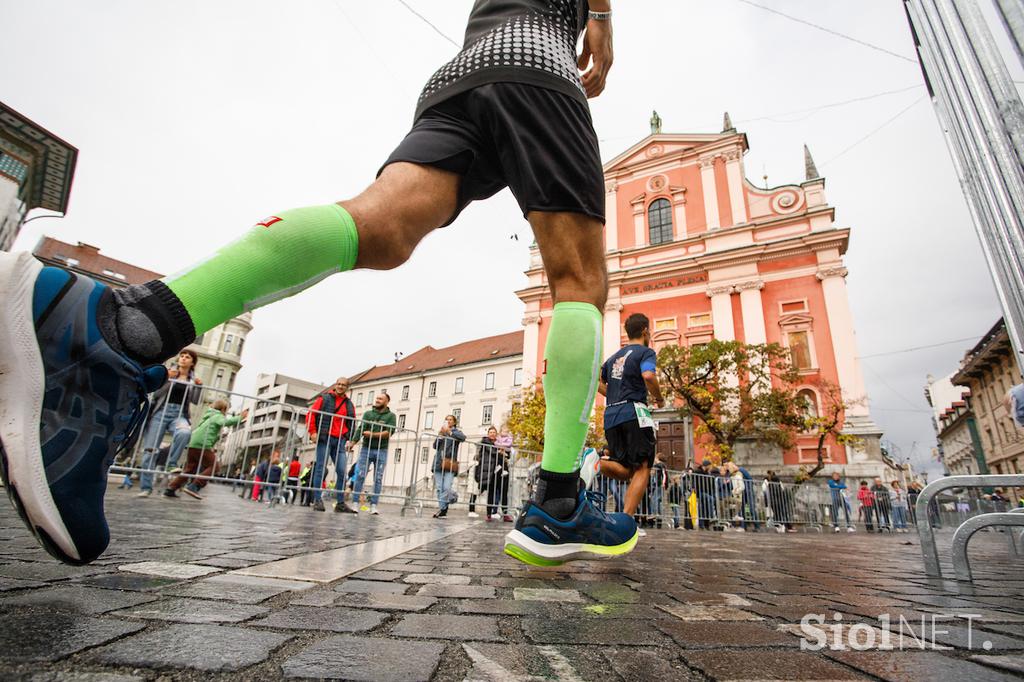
xmin=342 ymin=162 xmax=460 ymax=270
xmin=528 ymin=211 xmax=608 ymax=309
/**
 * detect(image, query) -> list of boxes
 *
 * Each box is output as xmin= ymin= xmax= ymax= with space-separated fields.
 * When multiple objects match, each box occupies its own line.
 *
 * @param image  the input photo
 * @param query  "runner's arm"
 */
xmin=579 ymin=1 xmax=613 ymax=98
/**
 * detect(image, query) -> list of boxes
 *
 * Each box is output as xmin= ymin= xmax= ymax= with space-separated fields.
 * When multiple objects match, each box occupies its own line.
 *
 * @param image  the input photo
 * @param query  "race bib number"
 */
xmin=634 ymin=402 xmax=655 ymax=429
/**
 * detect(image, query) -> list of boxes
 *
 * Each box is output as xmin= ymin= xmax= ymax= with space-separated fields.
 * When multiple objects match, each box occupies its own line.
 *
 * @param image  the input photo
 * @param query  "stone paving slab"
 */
xmin=683 ymin=648 xmax=870 ymax=680
xmin=0 ymin=585 xmax=158 ymax=614
xmin=161 ymin=573 xmax=314 ymax=604
xmin=336 ymin=579 xmax=411 ymax=595
xmin=416 ymin=584 xmax=496 ymax=599
xmin=251 ymin=605 xmax=387 ymax=632
xmin=90 ymin=623 xmax=291 ymax=672
xmin=827 ymin=650 xmax=1022 ymax=681
xmin=110 ymin=597 xmax=270 ymax=624
xmin=0 ymin=612 xmax=144 ymax=663
xmin=282 ymin=635 xmax=444 ymax=681
xmin=971 ymin=655 xmax=1024 ymax=675
xmin=334 ymin=592 xmax=439 ymax=612
xmin=74 ymin=573 xmax=182 ymax=592
xmin=392 ymin=614 xmax=502 ymax=641
xmin=522 ymin=617 xmax=672 ymax=646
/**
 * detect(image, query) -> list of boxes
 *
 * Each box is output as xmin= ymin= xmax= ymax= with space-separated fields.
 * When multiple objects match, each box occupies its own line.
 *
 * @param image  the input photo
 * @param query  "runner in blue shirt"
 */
xmin=589 ymin=313 xmax=665 ymax=516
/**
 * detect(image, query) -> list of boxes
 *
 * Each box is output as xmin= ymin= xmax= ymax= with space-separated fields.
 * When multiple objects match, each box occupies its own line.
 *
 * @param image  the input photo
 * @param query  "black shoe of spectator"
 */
xmin=313 ymin=500 xmax=325 ymax=512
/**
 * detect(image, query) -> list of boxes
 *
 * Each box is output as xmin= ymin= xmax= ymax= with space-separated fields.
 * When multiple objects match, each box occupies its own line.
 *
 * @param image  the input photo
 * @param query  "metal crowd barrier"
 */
xmin=914 ymin=474 xmax=1024 ymax=579
xmin=950 ymin=508 xmax=1024 ymax=581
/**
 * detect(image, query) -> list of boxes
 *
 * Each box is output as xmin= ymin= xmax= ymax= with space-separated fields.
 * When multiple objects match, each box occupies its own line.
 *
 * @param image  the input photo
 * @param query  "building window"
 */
xmin=401 ymin=385 xmax=410 ymax=401
xmin=798 ymin=445 xmax=830 ymax=463
xmin=452 ymin=408 xmax=461 ymax=423
xmin=356 ymin=393 xmax=363 ymax=407
xmin=425 ymin=411 xmax=434 ymax=429
xmin=428 ymin=381 xmax=437 ymax=398
xmin=228 ymin=372 xmax=237 ymax=392
xmin=513 ymin=368 xmax=523 ymax=386
xmin=688 ymin=312 xmax=712 ymax=328
xmin=421 ymin=446 xmax=429 ymax=462
xmin=647 ymin=198 xmax=673 ymax=245
xmin=779 ymin=300 xmax=809 ymax=315
xmin=395 ymin=448 xmax=402 ymax=463
xmin=367 ymin=390 xmax=375 ymax=404
xmin=797 ymin=388 xmax=819 ymax=420
xmin=236 ymin=337 xmax=244 ymax=356
xmin=654 ymin=318 xmax=677 ymax=332
xmin=222 ymin=334 xmax=233 ymax=353
xmin=454 ymin=377 xmax=464 ymax=394
xmin=398 ymin=414 xmax=407 ymax=430
xmin=214 ymin=368 xmax=224 ymax=389
xmin=484 ymin=372 xmax=495 ymax=390
xmin=482 ymin=405 xmax=493 ymax=425
xmin=787 ymin=330 xmax=813 ymax=370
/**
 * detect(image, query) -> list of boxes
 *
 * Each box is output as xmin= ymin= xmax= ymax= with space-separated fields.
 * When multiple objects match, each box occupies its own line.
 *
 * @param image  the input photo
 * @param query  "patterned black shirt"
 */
xmin=415 ymin=0 xmax=589 ymax=119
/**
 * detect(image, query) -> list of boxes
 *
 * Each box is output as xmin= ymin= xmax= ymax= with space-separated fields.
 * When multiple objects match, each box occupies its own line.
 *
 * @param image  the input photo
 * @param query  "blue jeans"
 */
xmin=139 ymin=403 xmax=190 ymax=491
xmin=312 ymin=435 xmax=347 ymax=503
xmin=434 ymin=471 xmax=455 ymax=511
xmin=893 ymin=506 xmax=908 ymax=529
xmin=354 ymin=447 xmax=387 ymax=506
xmin=831 ymin=492 xmax=851 ymax=527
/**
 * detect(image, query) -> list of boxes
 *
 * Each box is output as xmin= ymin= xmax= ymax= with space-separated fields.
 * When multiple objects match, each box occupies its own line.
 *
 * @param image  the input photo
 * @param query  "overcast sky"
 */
xmin=3 ymin=0 xmax=1012 ymax=477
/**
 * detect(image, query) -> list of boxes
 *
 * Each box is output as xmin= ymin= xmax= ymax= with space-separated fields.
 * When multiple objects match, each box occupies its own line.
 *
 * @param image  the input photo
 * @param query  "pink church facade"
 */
xmin=517 ymin=122 xmax=886 ymax=477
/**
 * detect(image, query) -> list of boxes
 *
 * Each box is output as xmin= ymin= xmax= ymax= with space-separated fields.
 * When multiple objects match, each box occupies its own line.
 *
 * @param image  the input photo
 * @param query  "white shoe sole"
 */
xmin=0 ymin=252 xmax=79 ymax=562
xmin=503 ymin=527 xmax=638 ymax=564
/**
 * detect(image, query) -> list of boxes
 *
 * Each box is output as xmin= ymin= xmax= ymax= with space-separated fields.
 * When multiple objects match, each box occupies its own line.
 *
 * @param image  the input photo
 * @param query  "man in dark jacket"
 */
xmin=306 ymin=377 xmax=356 ymax=512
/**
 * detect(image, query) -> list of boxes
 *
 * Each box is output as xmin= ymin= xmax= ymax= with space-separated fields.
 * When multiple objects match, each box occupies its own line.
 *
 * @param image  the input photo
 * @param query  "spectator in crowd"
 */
xmin=871 ymin=477 xmax=892 ymax=531
xmin=714 ymin=466 xmax=731 ymax=523
xmin=989 ymin=488 xmax=1009 ymax=511
xmin=857 ymin=481 xmax=876 ymax=532
xmin=765 ymin=471 xmax=793 ymax=532
xmin=649 ymin=454 xmax=668 ymax=529
xmin=479 ymin=426 xmax=512 ymax=522
xmin=731 ymin=462 xmax=758 ymax=531
xmin=726 ymin=462 xmax=745 ymax=530
xmin=827 ymin=471 xmax=855 ymax=532
xmin=137 ymin=349 xmax=203 ymax=497
xmin=164 ymin=399 xmax=247 ymax=499
xmin=467 ymin=442 xmax=483 ymax=519
xmin=667 ymin=473 xmax=684 ymax=529
xmin=286 ymin=454 xmax=301 ymax=504
xmin=298 ymin=463 xmax=312 ymax=506
xmin=695 ymin=460 xmax=717 ymax=529
xmin=307 ymin=377 xmax=356 ymax=512
xmin=349 ymin=392 xmax=397 ymax=516
xmin=252 ymin=458 xmax=269 ymax=501
xmin=264 ymin=451 xmax=284 ymax=503
xmin=432 ymin=414 xmax=466 ymax=518
xmin=890 ymin=479 xmax=909 ymax=532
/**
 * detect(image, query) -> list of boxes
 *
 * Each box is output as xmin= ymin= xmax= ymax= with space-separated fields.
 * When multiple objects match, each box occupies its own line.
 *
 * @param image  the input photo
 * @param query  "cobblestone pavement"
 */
xmin=0 ymin=481 xmax=1022 ymax=681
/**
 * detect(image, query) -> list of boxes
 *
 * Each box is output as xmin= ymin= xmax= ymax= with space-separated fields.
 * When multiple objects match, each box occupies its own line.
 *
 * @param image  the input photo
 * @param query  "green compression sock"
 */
xmin=540 ymin=302 xmax=603 ymax=475
xmin=166 ymin=203 xmax=358 ymax=336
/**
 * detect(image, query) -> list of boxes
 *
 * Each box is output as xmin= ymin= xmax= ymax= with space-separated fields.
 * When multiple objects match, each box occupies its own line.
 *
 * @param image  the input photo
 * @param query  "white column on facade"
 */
xmin=724 ymin=149 xmax=748 ymax=226
xmin=603 ymin=300 xmax=623 ymax=361
xmin=699 ymin=156 xmax=721 ymax=230
xmin=605 ymin=181 xmax=618 ymax=251
xmin=522 ymin=315 xmax=541 ymax=384
xmin=671 ymin=186 xmax=688 ymax=239
xmin=816 ymin=266 xmax=870 ymax=418
xmin=736 ymin=280 xmax=767 ymax=344
xmin=707 ymin=285 xmax=736 ymax=341
xmin=632 ymin=197 xmax=645 ymax=247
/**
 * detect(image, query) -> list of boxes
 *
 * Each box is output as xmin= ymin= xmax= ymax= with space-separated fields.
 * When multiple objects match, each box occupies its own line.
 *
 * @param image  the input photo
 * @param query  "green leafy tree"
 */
xmin=505 ymin=379 xmax=606 ymax=455
xmin=657 ymin=340 xmax=805 ymax=463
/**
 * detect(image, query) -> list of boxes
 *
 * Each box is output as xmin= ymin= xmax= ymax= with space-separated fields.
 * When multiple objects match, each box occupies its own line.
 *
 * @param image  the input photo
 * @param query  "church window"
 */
xmin=647 ymin=198 xmax=673 ymax=245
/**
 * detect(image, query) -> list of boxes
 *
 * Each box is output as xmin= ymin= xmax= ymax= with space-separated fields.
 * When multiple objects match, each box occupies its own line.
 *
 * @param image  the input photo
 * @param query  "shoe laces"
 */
xmin=111 ymin=362 xmax=155 ymax=456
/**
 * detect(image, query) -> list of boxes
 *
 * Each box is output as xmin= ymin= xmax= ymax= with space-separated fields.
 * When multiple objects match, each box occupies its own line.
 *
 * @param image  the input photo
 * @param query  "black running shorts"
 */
xmin=605 ymin=419 xmax=657 ymax=470
xmin=380 ymin=83 xmax=605 ymax=227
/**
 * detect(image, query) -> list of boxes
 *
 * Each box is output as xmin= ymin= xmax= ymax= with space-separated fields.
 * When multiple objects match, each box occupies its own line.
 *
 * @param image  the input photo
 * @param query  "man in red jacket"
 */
xmin=306 ymin=377 xmax=356 ymax=512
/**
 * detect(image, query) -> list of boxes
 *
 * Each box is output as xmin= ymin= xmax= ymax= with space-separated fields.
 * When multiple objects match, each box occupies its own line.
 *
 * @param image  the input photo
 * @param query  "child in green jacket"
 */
xmin=165 ymin=399 xmax=247 ymax=500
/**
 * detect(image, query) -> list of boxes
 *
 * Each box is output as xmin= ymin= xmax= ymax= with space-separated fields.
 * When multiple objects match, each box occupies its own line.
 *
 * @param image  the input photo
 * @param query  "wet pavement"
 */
xmin=0 ymin=481 xmax=1022 ymax=681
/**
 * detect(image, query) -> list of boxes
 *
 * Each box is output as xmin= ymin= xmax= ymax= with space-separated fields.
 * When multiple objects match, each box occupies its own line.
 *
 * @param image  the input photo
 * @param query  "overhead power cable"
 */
xmin=395 ymin=0 xmax=461 ymax=48
xmin=735 ymin=0 xmax=918 ymax=64
xmin=735 ymin=84 xmax=924 ymax=124
xmin=858 ymin=336 xmax=981 ymax=359
xmin=821 ymin=95 xmax=925 ymax=166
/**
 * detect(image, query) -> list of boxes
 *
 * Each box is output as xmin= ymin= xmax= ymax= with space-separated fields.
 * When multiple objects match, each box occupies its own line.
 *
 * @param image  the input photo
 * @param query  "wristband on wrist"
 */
xmin=588 ymin=10 xmax=611 ymax=20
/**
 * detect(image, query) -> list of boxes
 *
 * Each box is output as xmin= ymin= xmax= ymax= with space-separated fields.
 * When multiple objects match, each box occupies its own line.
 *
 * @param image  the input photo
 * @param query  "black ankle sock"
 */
xmin=534 ymin=469 xmax=581 ymax=520
xmin=98 ymin=280 xmax=196 ymax=365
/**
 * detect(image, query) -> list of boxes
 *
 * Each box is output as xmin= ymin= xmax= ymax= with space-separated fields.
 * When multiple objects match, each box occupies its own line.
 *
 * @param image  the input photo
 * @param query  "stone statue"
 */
xmin=650 ymin=110 xmax=662 ymax=135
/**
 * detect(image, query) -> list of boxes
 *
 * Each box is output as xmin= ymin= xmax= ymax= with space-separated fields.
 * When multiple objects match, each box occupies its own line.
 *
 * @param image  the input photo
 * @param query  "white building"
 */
xmin=348 ymin=331 xmax=524 ymax=495
xmin=220 ymin=372 xmax=327 ymax=475
xmin=0 ymin=103 xmax=77 ymax=251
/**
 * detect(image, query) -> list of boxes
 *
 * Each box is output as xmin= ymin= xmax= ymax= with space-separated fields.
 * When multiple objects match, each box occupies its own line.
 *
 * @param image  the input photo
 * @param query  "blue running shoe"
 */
xmin=503 ymin=488 xmax=638 ymax=566
xmin=0 ymin=252 xmax=167 ymax=564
